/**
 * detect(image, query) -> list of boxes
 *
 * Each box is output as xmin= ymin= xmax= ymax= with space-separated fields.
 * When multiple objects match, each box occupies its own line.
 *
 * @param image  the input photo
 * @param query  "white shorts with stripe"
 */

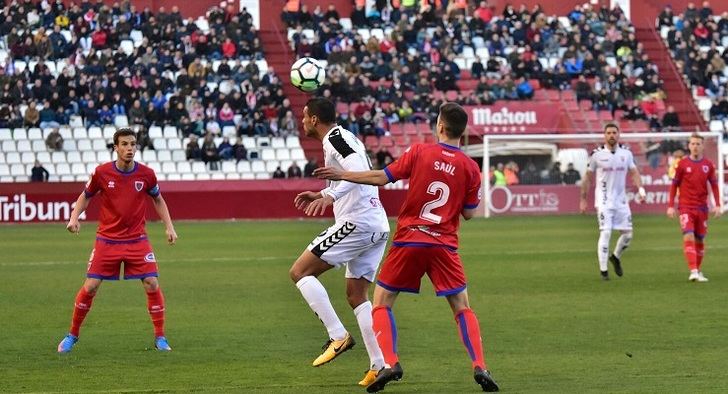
xmin=597 ymin=207 xmax=632 ymax=231
xmin=307 ymin=221 xmax=389 ymax=282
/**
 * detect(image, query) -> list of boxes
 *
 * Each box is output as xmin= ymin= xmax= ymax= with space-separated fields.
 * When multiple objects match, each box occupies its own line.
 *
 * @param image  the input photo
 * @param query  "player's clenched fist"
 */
xmin=66 ymin=219 xmax=80 ymax=234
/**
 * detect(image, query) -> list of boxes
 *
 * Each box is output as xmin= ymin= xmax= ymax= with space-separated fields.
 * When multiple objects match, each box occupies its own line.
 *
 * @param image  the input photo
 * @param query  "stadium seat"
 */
xmin=222 ymin=125 xmax=237 ymax=137
xmin=153 ymin=139 xmax=167 ymax=150
xmin=0 ymin=164 xmax=9 ymax=177
xmin=103 ymin=126 xmax=116 ymax=139
xmin=255 ymin=173 xmax=272 ymax=180
xmin=0 ymin=128 xmax=11 ymax=141
xmin=85 ymin=163 xmax=97 ymax=174
xmin=157 ymin=150 xmax=172 ymax=162
xmin=92 ymin=139 xmax=107 ymax=151
xmin=55 ymin=163 xmax=71 ymax=175
xmin=50 ymin=151 xmax=65 ymax=164
xmin=290 ymin=148 xmax=306 ymax=161
xmin=260 ymin=148 xmax=275 ymax=161
xmin=32 ymin=140 xmax=46 ymax=152
xmin=265 ymin=160 xmax=280 ymax=173
xmin=36 ymin=151 xmax=50 ymax=163
xmin=163 ymin=126 xmax=178 ymax=138
xmin=167 ymin=138 xmax=182 ymax=150
xmin=251 ymin=161 xmax=265 ymax=173
xmin=142 ymin=150 xmax=157 ymax=162
xmin=241 ymin=172 xmax=255 ymax=180
xmin=221 ymin=161 xmax=236 ymax=173
xmin=226 ymin=173 xmax=241 ymax=180
xmin=196 ymin=173 xmax=212 ymax=180
xmin=97 ymin=151 xmax=111 ymax=162
xmin=66 ymin=152 xmax=81 ymax=163
xmin=210 ymin=172 xmax=225 ymax=180
xmin=16 ymin=140 xmax=32 ymax=152
xmin=2 ymin=140 xmax=15 ymax=152
xmin=20 ymin=152 xmax=35 ymax=164
xmin=77 ymin=139 xmax=92 ymax=151
xmin=75 ymin=174 xmax=89 ymax=182
xmin=120 ymin=40 xmax=134 ymax=56
xmin=27 ymin=128 xmax=43 ymax=140
xmin=276 ymin=148 xmax=290 ymax=160
xmin=241 ymin=136 xmax=256 ymax=149
xmin=191 ymin=162 xmax=207 ymax=174
xmin=256 ymin=136 xmax=271 ymax=147
xmin=709 ymin=120 xmax=724 ymax=131
xmin=149 ymin=126 xmax=163 ymax=139
xmin=87 ymin=127 xmax=103 ymax=139
xmin=73 ymin=127 xmax=88 ymax=139
xmin=10 ymin=164 xmax=25 ymax=177
xmin=13 ymin=128 xmax=28 ymax=140
xmin=271 ymin=138 xmax=286 ymax=149
xmin=114 ymin=115 xmax=129 ymax=128
xmin=82 ymin=151 xmax=96 ymax=163
xmin=170 ymin=150 xmax=185 ymax=162
xmin=237 ymin=161 xmax=251 ymax=173
xmin=181 ymin=173 xmax=195 ymax=180
xmin=162 ymin=162 xmax=176 ymax=174
xmin=167 ymin=173 xmax=182 ymax=181
xmin=147 ymin=162 xmax=161 ymax=174
xmin=177 ymin=161 xmax=192 ymax=174
xmin=71 ymin=163 xmax=86 ymax=176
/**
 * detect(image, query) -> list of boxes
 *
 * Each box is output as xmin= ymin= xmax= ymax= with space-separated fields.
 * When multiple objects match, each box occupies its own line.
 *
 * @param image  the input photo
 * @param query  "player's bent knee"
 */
xmin=83 ymin=278 xmax=101 ymax=293
xmin=142 ymin=277 xmax=159 ymax=291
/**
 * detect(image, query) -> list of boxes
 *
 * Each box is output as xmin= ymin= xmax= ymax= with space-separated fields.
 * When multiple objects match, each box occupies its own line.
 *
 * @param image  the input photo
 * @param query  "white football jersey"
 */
xmin=320 ymin=126 xmax=390 ymax=232
xmin=587 ymin=144 xmax=637 ymax=210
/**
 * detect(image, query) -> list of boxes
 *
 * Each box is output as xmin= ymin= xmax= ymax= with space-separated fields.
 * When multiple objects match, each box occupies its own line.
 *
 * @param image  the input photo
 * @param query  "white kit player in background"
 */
xmin=580 ymin=124 xmax=646 ymax=280
xmin=288 ymin=98 xmax=390 ymax=387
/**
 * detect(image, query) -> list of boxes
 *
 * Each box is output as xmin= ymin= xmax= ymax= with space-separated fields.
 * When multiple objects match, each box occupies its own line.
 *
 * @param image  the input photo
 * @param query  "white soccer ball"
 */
xmin=290 ymin=57 xmax=325 ymax=93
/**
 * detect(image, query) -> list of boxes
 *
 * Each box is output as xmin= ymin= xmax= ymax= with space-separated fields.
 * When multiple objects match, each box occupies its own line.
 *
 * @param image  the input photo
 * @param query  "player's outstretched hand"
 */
xmin=294 ymin=191 xmax=321 ymax=210
xmin=313 ymin=167 xmax=343 ymax=180
xmin=712 ymin=206 xmax=722 ymax=219
xmin=66 ymin=219 xmax=80 ymax=234
xmin=666 ymin=207 xmax=676 ymax=219
xmin=579 ymin=199 xmax=587 ymax=214
xmin=304 ymin=195 xmax=334 ymax=216
xmin=166 ymin=227 xmax=178 ymax=245
xmin=636 ymin=187 xmax=647 ymax=203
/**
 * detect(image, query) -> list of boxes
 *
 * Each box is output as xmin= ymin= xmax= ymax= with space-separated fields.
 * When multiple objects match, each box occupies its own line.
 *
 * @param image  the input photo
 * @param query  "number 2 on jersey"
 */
xmin=419 ymin=181 xmax=450 ymax=224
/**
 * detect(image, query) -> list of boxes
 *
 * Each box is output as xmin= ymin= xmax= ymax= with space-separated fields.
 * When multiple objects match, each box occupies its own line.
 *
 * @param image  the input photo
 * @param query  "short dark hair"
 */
xmin=305 ymin=97 xmax=336 ymax=124
xmin=439 ymin=102 xmax=468 ymax=139
xmin=690 ymin=132 xmax=704 ymax=141
xmin=113 ymin=128 xmax=136 ymax=145
xmin=603 ymin=123 xmax=620 ymax=132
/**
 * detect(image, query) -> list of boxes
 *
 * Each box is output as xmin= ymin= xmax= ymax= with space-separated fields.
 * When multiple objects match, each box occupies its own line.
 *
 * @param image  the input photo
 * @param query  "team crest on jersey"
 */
xmin=107 ymin=181 xmax=115 ymax=188
xmin=687 ymin=167 xmax=692 ymax=173
xmin=702 ymin=165 xmax=709 ymax=173
xmin=135 ymin=181 xmax=144 ymax=192
xmin=144 ymin=252 xmax=156 ymax=262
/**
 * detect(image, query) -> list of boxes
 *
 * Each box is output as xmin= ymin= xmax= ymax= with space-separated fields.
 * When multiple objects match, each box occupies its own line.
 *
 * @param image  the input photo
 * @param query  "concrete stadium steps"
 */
xmin=634 ymin=28 xmax=705 ymax=131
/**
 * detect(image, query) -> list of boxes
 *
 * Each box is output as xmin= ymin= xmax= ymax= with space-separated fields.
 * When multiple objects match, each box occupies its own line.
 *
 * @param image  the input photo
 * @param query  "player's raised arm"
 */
xmin=314 ymin=167 xmax=390 ymax=186
xmin=152 ymin=194 xmax=177 ymax=245
xmin=66 ymin=192 xmax=91 ymax=234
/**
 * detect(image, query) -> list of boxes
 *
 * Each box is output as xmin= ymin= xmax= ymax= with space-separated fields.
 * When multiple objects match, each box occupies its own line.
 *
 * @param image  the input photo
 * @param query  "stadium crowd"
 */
xmin=658 ymin=2 xmax=728 ymax=123
xmin=284 ymin=0 xmax=666 ymax=136
xmin=0 ymin=0 xmax=298 ymax=152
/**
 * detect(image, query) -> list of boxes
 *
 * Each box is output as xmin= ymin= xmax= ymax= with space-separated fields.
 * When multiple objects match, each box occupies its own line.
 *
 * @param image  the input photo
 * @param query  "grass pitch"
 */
xmin=1 ymin=215 xmax=727 ymax=393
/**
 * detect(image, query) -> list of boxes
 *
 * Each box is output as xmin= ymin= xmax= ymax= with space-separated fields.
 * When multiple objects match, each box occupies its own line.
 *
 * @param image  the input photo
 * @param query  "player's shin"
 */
xmin=354 ymin=301 xmax=385 ymax=371
xmin=146 ymin=288 xmax=166 ymax=337
xmin=598 ymin=230 xmax=611 ymax=272
xmin=455 ymin=308 xmax=487 ymax=370
xmin=372 ymin=305 xmax=399 ymax=366
xmin=695 ymin=240 xmax=704 ymax=270
xmin=683 ymin=239 xmax=698 ymax=271
xmin=70 ymin=287 xmax=96 ymax=337
xmin=614 ymin=232 xmax=632 ymax=258
xmin=296 ymin=276 xmax=347 ymax=340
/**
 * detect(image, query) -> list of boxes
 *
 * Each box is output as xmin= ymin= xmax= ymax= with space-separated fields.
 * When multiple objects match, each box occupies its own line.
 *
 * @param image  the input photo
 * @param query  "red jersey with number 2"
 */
xmin=383 ymin=143 xmax=482 ymax=249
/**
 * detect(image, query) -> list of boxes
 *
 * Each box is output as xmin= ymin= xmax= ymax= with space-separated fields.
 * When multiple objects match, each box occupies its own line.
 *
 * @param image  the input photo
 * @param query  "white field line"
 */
xmin=3 ymin=243 xmax=725 ymax=267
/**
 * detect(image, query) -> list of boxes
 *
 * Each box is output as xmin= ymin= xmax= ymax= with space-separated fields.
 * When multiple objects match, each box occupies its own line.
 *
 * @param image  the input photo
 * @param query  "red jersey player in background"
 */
xmin=57 ymin=128 xmax=178 ymax=353
xmin=667 ymin=133 xmax=721 ymax=282
xmin=314 ymin=103 xmax=499 ymax=393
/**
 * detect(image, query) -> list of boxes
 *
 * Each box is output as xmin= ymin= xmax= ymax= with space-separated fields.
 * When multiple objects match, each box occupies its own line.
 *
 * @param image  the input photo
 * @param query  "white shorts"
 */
xmin=597 ymin=208 xmax=632 ymax=231
xmin=307 ymin=221 xmax=389 ymax=282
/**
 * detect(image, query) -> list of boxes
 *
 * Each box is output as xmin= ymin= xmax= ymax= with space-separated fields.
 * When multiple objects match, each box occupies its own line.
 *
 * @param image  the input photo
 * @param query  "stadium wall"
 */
xmin=0 ymin=181 xmax=407 ymax=223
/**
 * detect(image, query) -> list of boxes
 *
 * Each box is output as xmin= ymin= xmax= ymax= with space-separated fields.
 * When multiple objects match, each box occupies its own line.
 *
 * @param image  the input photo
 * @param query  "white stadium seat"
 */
xmin=0 ymin=128 xmax=11 ymax=140
xmin=276 ymin=149 xmax=290 ymax=160
xmin=10 ymin=164 xmax=25 ymax=177
xmin=0 ymin=164 xmax=9 ymax=176
xmin=103 ymin=126 xmax=116 ymax=139
xmin=28 ymin=128 xmax=42 ymax=140
xmin=177 ymin=161 xmax=192 ymax=174
xmin=51 ymin=152 xmax=65 ymax=163
xmin=221 ymin=161 xmax=236 ymax=173
xmin=32 ymin=140 xmax=46 ymax=152
xmin=73 ymin=127 xmax=88 ymax=139
xmin=77 ymin=139 xmax=92 ymax=151
xmin=56 ymin=163 xmax=71 ymax=175
xmin=290 ymin=148 xmax=306 ymax=161
xmin=13 ymin=127 xmax=27 ymax=139
xmin=285 ymin=136 xmax=301 ymax=148
xmin=16 ymin=140 xmax=32 ymax=152
xmin=97 ymin=151 xmax=111 ymax=162
xmin=5 ymin=152 xmax=20 ymax=164
xmin=149 ymin=126 xmax=163 ymax=139
xmin=241 ymin=173 xmax=255 ymax=180
xmin=66 ymin=152 xmax=81 ymax=163
xmin=260 ymin=148 xmax=275 ymax=161
xmin=2 ymin=140 xmax=15 ymax=152
xmin=167 ymin=138 xmax=182 ymax=150
xmin=191 ymin=162 xmax=207 ymax=173
xmin=88 ymin=127 xmax=103 ymax=139
xmin=163 ymin=126 xmax=178 ymax=138
xmin=21 ymin=152 xmax=35 ymax=164
xmin=142 ymin=150 xmax=157 ymax=162
xmin=162 ymin=162 xmax=177 ymax=174
xmin=271 ymin=138 xmax=286 ymax=149
xmin=237 ymin=161 xmax=251 ymax=173
xmin=157 ymin=150 xmax=172 ymax=162
xmin=92 ymin=139 xmax=108 ymax=151
xmin=181 ymin=173 xmax=195 ymax=180
xmin=255 ymin=173 xmax=271 ymax=180
xmin=36 ymin=151 xmax=50 ymax=163
xmin=171 ymin=150 xmax=186 ymax=162
xmin=82 ymin=151 xmax=96 ymax=163
xmin=226 ymin=173 xmax=241 ymax=180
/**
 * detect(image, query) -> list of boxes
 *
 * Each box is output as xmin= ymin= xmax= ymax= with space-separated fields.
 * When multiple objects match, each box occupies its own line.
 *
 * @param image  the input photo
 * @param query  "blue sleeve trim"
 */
xmin=436 ymin=285 xmax=467 ymax=297
xmin=464 ymin=203 xmax=479 ymax=209
xmin=147 ymin=185 xmax=160 ymax=197
xmin=87 ymin=274 xmax=119 ymax=280
xmin=383 ymin=167 xmax=395 ymax=183
xmin=392 ymin=241 xmax=458 ymax=251
xmin=84 ymin=190 xmax=96 ymax=198
xmin=124 ymin=273 xmax=159 ymax=280
xmin=376 ymin=280 xmax=420 ymax=294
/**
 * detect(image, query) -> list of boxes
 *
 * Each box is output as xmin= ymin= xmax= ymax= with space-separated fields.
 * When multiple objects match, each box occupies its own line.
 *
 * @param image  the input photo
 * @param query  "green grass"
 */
xmin=2 ymin=215 xmax=728 ymax=393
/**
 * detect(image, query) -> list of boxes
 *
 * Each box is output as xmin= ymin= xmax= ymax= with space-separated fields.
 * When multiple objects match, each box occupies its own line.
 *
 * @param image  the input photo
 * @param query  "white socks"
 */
xmin=354 ymin=301 xmax=385 ymax=371
xmin=598 ymin=230 xmax=611 ymax=272
xmin=296 ymin=276 xmax=347 ymax=340
xmin=614 ymin=232 xmax=632 ymax=258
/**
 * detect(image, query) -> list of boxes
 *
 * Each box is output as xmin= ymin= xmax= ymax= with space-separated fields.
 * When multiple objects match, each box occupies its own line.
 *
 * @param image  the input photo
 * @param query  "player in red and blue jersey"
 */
xmin=667 ymin=133 xmax=722 ymax=282
xmin=57 ymin=128 xmax=178 ymax=353
xmin=314 ymin=103 xmax=499 ymax=392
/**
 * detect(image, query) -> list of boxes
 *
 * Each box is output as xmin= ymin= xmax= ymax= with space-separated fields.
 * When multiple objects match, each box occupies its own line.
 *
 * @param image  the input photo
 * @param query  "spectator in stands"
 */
xmin=563 ymin=163 xmax=581 ymax=185
xmin=30 ymin=160 xmax=50 ymax=182
xmin=136 ymin=126 xmax=153 ymax=152
xmin=218 ymin=136 xmax=233 ymax=160
xmin=201 ymin=133 xmax=220 ymax=169
xmin=287 ymin=162 xmax=302 ymax=178
xmin=233 ymin=139 xmax=248 ymax=162
xmin=516 ymin=78 xmax=534 ymax=100
xmin=186 ymin=135 xmax=202 ymax=161
xmin=303 ymin=157 xmax=318 ymax=177
xmin=98 ymin=104 xmax=114 ymax=125
xmin=662 ymin=105 xmax=681 ymax=131
xmin=375 ymin=147 xmax=395 ymax=170
xmin=504 ymin=162 xmax=520 ymax=186
xmin=519 ymin=162 xmax=540 ymax=185
xmin=45 ymin=128 xmax=64 ymax=151
xmin=218 ymin=102 xmax=235 ymax=127
xmin=593 ymin=89 xmax=610 ymax=112
xmin=658 ymin=5 xmax=674 ymax=28
xmin=24 ymin=102 xmax=40 ymax=127
xmin=622 ymin=100 xmax=647 ymax=121
xmin=39 ymin=101 xmax=60 ymax=129
xmin=575 ymin=75 xmax=593 ymax=104
xmin=272 ymin=166 xmax=286 ymax=179
xmin=492 ymin=163 xmax=506 ymax=186
xmin=547 ymin=162 xmax=563 ymax=184
xmin=82 ymin=100 xmax=102 ymax=127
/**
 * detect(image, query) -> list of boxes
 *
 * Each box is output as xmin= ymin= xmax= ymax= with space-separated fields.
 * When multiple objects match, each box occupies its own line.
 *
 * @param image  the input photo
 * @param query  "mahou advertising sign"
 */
xmin=466 ymin=103 xmax=562 ymax=134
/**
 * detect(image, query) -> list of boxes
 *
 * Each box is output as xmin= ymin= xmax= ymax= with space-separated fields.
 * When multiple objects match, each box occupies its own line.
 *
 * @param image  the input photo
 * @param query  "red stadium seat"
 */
xmin=365 ymin=135 xmax=379 ymax=149
xmin=379 ymin=136 xmax=394 ymax=147
xmin=389 ymin=123 xmax=404 ymax=135
xmin=393 ymin=135 xmax=409 ymax=146
xmin=403 ymin=123 xmax=418 ymax=135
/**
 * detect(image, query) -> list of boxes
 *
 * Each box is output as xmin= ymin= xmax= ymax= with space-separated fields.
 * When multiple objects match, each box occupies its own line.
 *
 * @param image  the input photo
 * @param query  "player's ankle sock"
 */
xmin=296 ymin=276 xmax=347 ymax=340
xmin=372 ymin=305 xmax=399 ymax=367
xmin=614 ymin=232 xmax=632 ymax=258
xmin=146 ymin=288 xmax=166 ymax=337
xmin=70 ymin=287 xmax=96 ymax=337
xmin=598 ymin=230 xmax=611 ymax=272
xmin=455 ymin=308 xmax=487 ymax=370
xmin=683 ymin=240 xmax=698 ymax=271
xmin=695 ymin=241 xmax=704 ymax=270
xmin=353 ymin=301 xmax=385 ymax=371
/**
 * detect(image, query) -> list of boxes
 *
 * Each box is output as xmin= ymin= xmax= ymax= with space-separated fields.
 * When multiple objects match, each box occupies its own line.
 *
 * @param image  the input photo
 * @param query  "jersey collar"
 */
xmin=438 ymin=142 xmax=461 ymax=151
xmin=113 ymin=161 xmax=138 ymax=175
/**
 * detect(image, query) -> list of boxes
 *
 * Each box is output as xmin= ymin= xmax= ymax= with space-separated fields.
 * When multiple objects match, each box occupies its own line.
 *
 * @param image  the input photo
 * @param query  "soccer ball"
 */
xmin=290 ymin=57 xmax=325 ymax=93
